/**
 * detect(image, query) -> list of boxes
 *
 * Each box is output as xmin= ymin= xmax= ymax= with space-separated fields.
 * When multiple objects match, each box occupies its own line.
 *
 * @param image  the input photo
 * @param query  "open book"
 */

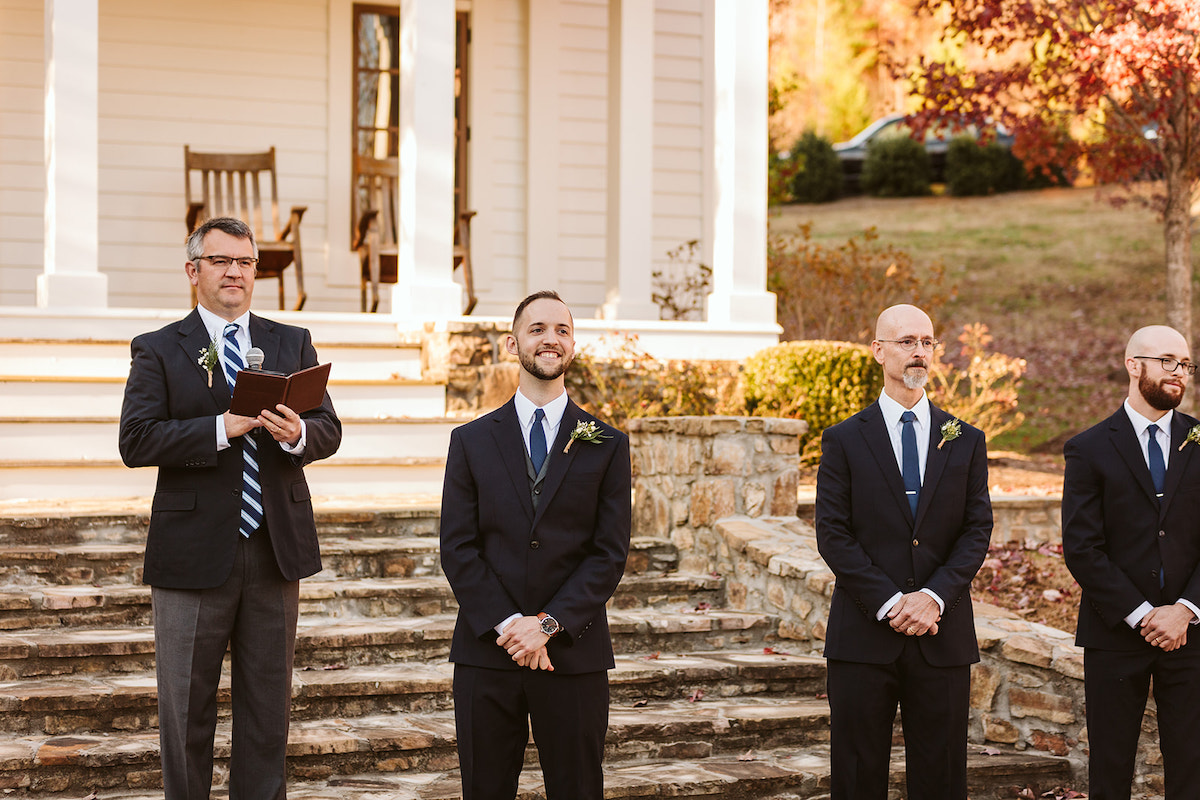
xmin=229 ymin=362 xmax=332 ymax=417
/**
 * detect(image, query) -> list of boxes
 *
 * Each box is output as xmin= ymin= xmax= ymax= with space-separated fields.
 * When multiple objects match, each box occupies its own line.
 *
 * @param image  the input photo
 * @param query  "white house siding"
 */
xmin=0 ymin=0 xmax=44 ymax=307
xmin=94 ymin=0 xmax=348 ymax=312
xmin=467 ymin=0 xmax=529 ymax=317
xmin=653 ymin=0 xmax=707 ymax=309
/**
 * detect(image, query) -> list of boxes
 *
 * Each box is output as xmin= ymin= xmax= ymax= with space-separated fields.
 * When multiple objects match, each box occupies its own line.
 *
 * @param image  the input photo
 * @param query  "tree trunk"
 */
xmin=1163 ymin=173 xmax=1193 ymax=351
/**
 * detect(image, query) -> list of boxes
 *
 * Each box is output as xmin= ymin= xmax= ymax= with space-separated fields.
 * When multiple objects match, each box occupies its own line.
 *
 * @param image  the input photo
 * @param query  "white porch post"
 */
xmin=706 ymin=0 xmax=775 ymax=326
xmin=393 ymin=0 xmax=462 ymax=321
xmin=38 ymin=0 xmax=107 ymax=309
xmin=600 ymin=0 xmax=657 ymax=321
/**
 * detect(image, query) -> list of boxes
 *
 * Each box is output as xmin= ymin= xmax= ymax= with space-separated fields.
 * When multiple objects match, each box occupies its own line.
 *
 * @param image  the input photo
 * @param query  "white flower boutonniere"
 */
xmin=937 ymin=419 xmax=962 ymax=450
xmin=1179 ymin=425 xmax=1200 ymax=452
xmin=197 ymin=334 xmax=220 ymax=388
xmin=564 ymin=420 xmax=610 ymax=454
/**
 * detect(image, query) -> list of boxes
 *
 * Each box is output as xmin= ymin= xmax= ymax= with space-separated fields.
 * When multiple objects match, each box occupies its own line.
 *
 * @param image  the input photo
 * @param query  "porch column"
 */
xmin=38 ymin=0 xmax=107 ymax=308
xmin=706 ymin=0 xmax=775 ymax=326
xmin=600 ymin=0 xmax=657 ymax=321
xmin=393 ymin=0 xmax=462 ymax=321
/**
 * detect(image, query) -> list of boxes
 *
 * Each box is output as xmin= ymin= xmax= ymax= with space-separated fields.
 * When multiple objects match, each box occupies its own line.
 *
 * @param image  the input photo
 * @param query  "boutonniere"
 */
xmin=564 ymin=420 xmax=610 ymax=454
xmin=937 ymin=419 xmax=962 ymax=450
xmin=1179 ymin=425 xmax=1200 ymax=452
xmin=197 ymin=334 xmax=219 ymax=388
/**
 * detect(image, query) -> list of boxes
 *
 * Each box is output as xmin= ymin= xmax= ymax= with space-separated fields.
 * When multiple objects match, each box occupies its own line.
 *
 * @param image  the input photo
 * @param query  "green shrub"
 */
xmin=788 ymin=131 xmax=842 ymax=204
xmin=945 ymin=137 xmax=1023 ymax=196
xmin=861 ymin=136 xmax=931 ymax=197
xmin=742 ymin=340 xmax=883 ymax=460
xmin=769 ymin=149 xmax=799 ymax=206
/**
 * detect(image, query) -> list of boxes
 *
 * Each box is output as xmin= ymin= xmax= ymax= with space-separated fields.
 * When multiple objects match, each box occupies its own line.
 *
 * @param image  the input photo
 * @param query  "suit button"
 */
xmin=530 ymin=540 xmax=540 ymax=550
xmin=1160 ymin=530 xmax=1167 ymax=538
xmin=231 ymin=488 xmax=240 ymax=496
xmin=912 ymin=539 xmax=919 ymax=547
xmin=1152 ymin=569 xmax=1159 ymax=579
xmin=533 ymin=487 xmax=541 ymax=495
xmin=906 ymin=578 xmax=915 ymax=587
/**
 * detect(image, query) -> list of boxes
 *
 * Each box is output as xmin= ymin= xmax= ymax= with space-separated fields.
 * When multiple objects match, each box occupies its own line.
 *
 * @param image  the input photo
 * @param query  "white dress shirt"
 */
xmin=874 ymin=390 xmax=944 ymax=620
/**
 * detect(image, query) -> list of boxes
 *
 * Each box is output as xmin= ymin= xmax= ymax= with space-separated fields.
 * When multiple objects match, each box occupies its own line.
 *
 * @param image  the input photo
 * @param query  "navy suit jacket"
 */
xmin=439 ymin=397 xmax=632 ymax=674
xmin=815 ymin=400 xmax=992 ymax=666
xmin=119 ymin=308 xmax=341 ymax=588
xmin=1063 ymin=408 xmax=1200 ymax=650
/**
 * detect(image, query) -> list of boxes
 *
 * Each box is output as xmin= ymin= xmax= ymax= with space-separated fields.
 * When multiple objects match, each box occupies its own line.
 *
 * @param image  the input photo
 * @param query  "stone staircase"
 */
xmin=0 ymin=502 xmax=1073 ymax=799
xmin=0 ymin=311 xmax=458 ymax=501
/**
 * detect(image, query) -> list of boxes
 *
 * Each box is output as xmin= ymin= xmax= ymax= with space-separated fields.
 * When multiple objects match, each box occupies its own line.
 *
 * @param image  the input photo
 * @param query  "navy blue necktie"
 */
xmin=224 ymin=323 xmax=263 ymax=538
xmin=530 ymin=408 xmax=547 ymax=474
xmin=901 ymin=410 xmax=920 ymax=516
xmin=1148 ymin=423 xmax=1166 ymax=499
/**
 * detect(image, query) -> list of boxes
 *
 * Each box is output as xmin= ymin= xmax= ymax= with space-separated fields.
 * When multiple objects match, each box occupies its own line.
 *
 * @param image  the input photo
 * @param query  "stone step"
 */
xmin=0 ymin=573 xmax=724 ymax=630
xmin=0 ymin=609 xmax=779 ymax=678
xmin=0 ymin=737 xmax=1072 ymax=798
xmin=0 ymin=651 xmax=826 ymax=735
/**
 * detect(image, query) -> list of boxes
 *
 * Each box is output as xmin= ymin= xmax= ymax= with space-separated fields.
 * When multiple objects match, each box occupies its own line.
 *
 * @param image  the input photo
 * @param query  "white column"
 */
xmin=393 ymin=0 xmax=463 ymax=321
xmin=38 ymin=0 xmax=107 ymax=309
xmin=525 ymin=0 xmax=561 ymax=295
xmin=706 ymin=0 xmax=775 ymax=326
xmin=600 ymin=0 xmax=658 ymax=321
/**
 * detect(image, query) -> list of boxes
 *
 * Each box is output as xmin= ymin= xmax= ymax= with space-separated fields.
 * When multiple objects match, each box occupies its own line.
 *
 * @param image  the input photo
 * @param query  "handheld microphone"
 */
xmin=246 ymin=347 xmax=265 ymax=370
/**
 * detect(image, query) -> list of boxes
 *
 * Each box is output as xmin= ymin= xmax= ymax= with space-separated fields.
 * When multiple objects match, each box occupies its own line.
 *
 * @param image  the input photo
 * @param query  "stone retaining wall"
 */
xmin=631 ymin=416 xmax=1164 ymax=796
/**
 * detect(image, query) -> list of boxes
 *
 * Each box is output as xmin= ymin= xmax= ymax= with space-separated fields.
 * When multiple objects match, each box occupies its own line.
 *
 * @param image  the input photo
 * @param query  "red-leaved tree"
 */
xmin=907 ymin=1 xmax=1200 ymax=345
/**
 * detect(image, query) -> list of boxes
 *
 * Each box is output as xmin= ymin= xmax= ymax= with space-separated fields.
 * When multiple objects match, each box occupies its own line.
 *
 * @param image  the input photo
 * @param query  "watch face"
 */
xmin=540 ymin=616 xmax=560 ymax=635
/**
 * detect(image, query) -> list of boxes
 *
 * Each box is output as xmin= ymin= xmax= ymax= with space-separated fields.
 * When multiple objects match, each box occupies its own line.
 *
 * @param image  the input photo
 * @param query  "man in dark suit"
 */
xmin=119 ymin=216 xmax=341 ymax=800
xmin=1063 ymin=324 xmax=1200 ymax=800
xmin=815 ymin=303 xmax=992 ymax=800
xmin=439 ymin=289 xmax=631 ymax=800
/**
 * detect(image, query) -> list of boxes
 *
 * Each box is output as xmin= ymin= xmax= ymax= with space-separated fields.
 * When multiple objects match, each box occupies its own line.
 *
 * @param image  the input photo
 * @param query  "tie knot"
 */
xmin=533 ymin=408 xmax=546 ymax=424
xmin=901 ymin=410 xmax=916 ymax=424
xmin=1148 ymin=423 xmax=1160 ymax=437
xmin=224 ymin=323 xmax=239 ymax=341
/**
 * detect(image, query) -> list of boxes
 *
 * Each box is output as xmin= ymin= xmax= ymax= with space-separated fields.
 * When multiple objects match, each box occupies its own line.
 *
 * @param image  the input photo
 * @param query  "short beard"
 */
xmin=1140 ymin=370 xmax=1184 ymax=411
xmin=518 ymin=348 xmax=571 ymax=381
xmin=902 ymin=366 xmax=928 ymax=390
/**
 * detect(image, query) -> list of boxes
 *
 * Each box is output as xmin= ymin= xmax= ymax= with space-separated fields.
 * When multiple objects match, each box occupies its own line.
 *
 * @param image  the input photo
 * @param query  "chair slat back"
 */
xmin=184 ymin=146 xmax=282 ymax=238
xmin=353 ymin=155 xmax=400 ymax=249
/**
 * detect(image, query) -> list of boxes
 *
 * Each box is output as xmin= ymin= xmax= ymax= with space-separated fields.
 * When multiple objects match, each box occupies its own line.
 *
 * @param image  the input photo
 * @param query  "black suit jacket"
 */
xmin=815 ymin=401 xmax=992 ymax=666
xmin=1063 ymin=408 xmax=1200 ymax=650
xmin=439 ymin=397 xmax=632 ymax=674
xmin=119 ymin=309 xmax=341 ymax=588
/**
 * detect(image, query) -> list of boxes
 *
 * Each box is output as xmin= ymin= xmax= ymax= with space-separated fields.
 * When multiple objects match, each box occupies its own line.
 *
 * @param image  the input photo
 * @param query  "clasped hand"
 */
xmin=1140 ymin=603 xmax=1194 ymax=651
xmin=496 ymin=615 xmax=554 ymax=671
xmin=224 ymin=403 xmax=302 ymax=446
xmin=887 ymin=591 xmax=941 ymax=637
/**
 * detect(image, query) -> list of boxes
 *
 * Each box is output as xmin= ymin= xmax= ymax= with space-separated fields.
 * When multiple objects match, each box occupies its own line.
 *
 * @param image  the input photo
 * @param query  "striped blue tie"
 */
xmin=224 ymin=324 xmax=263 ymax=538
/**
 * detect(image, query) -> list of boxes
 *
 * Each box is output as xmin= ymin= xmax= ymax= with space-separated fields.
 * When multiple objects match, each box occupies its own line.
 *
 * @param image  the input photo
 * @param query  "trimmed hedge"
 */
xmin=861 ymin=136 xmax=931 ymax=197
xmin=945 ymin=136 xmax=1023 ymax=196
xmin=743 ymin=340 xmax=884 ymax=460
xmin=788 ymin=131 xmax=842 ymax=204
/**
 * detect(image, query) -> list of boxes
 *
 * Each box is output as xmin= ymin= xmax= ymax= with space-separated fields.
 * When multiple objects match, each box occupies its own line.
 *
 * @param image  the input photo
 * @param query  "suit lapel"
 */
xmin=856 ymin=402 xmax=913 ymax=523
xmin=1108 ymin=410 xmax=1159 ymax=506
xmin=914 ymin=405 xmax=952 ymax=530
xmin=176 ymin=308 xmax=230 ymax=408
xmin=1162 ymin=412 xmax=1197 ymax=517
xmin=489 ymin=399 xmax=536 ymax=524
xmin=248 ymin=314 xmax=282 ymax=373
xmin=531 ymin=399 xmax=584 ymax=529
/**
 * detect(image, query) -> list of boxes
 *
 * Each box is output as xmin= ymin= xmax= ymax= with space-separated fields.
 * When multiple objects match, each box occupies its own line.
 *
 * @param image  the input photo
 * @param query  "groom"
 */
xmin=439 ymin=290 xmax=632 ymax=800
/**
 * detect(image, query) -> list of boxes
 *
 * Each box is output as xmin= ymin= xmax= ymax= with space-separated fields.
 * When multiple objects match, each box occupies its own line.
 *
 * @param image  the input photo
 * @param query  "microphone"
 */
xmin=246 ymin=348 xmax=265 ymax=370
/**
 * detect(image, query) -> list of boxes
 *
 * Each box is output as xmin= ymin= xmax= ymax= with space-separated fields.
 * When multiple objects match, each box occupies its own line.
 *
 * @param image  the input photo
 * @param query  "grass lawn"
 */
xmin=768 ymin=185 xmax=1200 ymax=454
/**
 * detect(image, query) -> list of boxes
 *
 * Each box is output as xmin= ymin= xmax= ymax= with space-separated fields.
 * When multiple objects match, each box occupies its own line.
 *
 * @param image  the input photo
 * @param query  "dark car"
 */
xmin=833 ymin=113 xmax=1015 ymax=193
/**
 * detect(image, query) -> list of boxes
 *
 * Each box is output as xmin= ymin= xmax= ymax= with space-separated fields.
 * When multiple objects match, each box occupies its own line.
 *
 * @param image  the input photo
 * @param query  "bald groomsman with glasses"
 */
xmin=815 ymin=303 xmax=992 ymax=800
xmin=119 ymin=216 xmax=341 ymax=800
xmin=1063 ymin=325 xmax=1200 ymax=799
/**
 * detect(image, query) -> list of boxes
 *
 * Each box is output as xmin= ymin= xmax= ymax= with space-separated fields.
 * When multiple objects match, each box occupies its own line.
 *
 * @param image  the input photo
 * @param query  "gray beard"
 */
xmin=903 ymin=368 xmax=928 ymax=390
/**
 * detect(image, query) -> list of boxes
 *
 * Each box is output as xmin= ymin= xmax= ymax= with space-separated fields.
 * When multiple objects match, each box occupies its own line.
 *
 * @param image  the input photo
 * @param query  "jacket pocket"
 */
xmin=152 ymin=490 xmax=196 ymax=512
xmin=291 ymin=480 xmax=311 ymax=503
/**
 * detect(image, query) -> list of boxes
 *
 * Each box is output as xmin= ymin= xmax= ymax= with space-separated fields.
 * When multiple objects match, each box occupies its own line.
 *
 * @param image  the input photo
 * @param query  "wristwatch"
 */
xmin=537 ymin=612 xmax=562 ymax=637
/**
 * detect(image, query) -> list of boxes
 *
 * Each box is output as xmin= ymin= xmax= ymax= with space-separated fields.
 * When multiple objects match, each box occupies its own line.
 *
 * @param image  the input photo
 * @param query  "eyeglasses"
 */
xmin=197 ymin=255 xmax=258 ymax=272
xmin=877 ymin=337 xmax=940 ymax=352
xmin=1133 ymin=356 xmax=1198 ymax=375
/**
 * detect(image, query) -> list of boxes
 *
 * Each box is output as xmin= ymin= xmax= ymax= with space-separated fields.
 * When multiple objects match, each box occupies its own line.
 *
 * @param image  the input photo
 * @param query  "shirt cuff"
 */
xmin=920 ymin=588 xmax=945 ymax=614
xmin=1176 ymin=598 xmax=1200 ymax=625
xmin=495 ymin=613 xmax=522 ymax=636
xmin=877 ymin=592 xmax=902 ymax=621
xmin=278 ymin=419 xmax=307 ymax=455
xmin=216 ymin=415 xmax=230 ymax=451
xmin=1126 ymin=601 xmax=1154 ymax=628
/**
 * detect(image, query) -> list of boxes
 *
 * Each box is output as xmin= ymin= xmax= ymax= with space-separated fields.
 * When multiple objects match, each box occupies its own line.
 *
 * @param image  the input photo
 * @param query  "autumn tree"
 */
xmin=907 ymin=1 xmax=1200 ymax=345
